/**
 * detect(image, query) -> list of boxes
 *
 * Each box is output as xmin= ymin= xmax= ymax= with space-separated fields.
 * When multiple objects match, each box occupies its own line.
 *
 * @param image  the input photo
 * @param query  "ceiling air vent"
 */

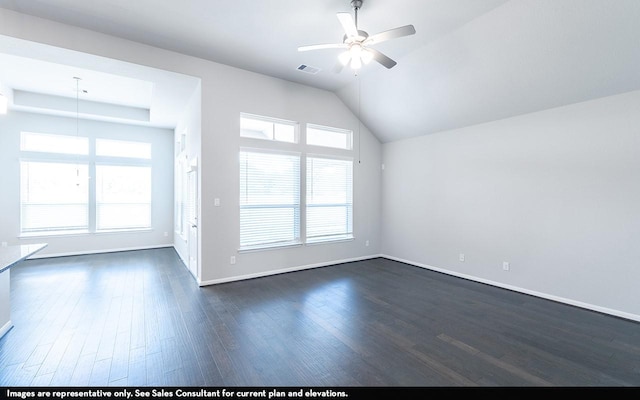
xmin=297 ymin=64 xmax=321 ymax=74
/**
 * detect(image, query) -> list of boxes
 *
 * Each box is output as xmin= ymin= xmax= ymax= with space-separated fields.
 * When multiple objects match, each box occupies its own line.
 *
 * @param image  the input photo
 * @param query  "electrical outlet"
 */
xmin=459 ymin=253 xmax=465 ymax=262
xmin=214 ymin=198 xmax=220 ymax=207
xmin=230 ymin=256 xmax=236 ymax=265
xmin=163 ymin=231 xmax=168 ymax=237
xmin=503 ymin=261 xmax=510 ymax=271
xmin=365 ymin=240 xmax=370 ymax=247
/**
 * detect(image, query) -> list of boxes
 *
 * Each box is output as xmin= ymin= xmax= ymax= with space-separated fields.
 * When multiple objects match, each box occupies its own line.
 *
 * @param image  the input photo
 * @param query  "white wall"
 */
xmin=173 ymin=83 xmax=202 ymax=268
xmin=1 ymin=6 xmax=635 ymax=322
xmin=0 ymin=9 xmax=382 ymax=284
xmin=0 ymin=111 xmax=175 ymax=256
xmin=381 ymin=90 xmax=640 ymax=321
xmin=200 ymin=70 xmax=382 ymax=285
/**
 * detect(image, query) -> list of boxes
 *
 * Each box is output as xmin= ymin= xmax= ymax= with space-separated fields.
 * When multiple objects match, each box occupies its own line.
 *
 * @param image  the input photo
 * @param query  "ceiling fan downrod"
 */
xmin=351 ymin=0 xmax=363 ymax=28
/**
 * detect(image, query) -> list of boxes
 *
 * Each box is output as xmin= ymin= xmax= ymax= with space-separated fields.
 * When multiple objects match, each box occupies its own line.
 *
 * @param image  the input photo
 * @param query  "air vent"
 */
xmin=297 ymin=64 xmax=321 ymax=74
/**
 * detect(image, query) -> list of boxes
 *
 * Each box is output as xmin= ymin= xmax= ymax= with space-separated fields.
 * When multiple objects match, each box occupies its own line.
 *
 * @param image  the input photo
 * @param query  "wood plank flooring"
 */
xmin=0 ymin=248 xmax=638 ymax=387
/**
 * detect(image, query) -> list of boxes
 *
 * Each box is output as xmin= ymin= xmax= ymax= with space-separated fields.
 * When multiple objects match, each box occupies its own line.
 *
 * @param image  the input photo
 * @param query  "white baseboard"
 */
xmin=28 ymin=244 xmax=174 ymax=259
xmin=199 ymin=254 xmax=382 ymax=287
xmin=0 ymin=320 xmax=13 ymax=339
xmin=381 ymin=254 xmax=640 ymax=323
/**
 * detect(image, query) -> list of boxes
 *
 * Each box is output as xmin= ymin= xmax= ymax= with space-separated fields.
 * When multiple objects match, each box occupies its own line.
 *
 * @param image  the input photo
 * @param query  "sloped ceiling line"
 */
xmin=1 ymin=0 xmax=639 ymax=142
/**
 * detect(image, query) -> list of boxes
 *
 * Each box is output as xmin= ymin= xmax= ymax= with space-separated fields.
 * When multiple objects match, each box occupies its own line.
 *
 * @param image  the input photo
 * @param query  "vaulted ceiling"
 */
xmin=1 ymin=0 xmax=639 ymax=142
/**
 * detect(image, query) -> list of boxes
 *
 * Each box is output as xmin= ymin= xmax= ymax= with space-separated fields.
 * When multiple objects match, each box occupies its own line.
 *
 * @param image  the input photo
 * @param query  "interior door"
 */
xmin=187 ymin=169 xmax=198 ymax=279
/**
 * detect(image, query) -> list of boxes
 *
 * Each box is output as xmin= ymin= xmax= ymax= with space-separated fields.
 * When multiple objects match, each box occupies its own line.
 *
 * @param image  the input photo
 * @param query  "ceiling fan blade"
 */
xmin=365 ymin=25 xmax=416 ymax=45
xmin=337 ymin=12 xmax=358 ymax=38
xmin=298 ymin=43 xmax=348 ymax=52
xmin=367 ymin=48 xmax=397 ymax=69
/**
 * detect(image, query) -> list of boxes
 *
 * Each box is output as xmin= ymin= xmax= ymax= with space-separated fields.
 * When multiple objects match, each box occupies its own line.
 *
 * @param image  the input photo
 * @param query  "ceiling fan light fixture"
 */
xmin=339 ymin=51 xmax=351 ymax=66
xmin=339 ymin=43 xmax=374 ymax=70
xmin=361 ymin=49 xmax=374 ymax=64
xmin=349 ymin=43 xmax=364 ymax=69
xmin=350 ymin=55 xmax=362 ymax=70
xmin=350 ymin=43 xmax=363 ymax=58
xmin=298 ymin=0 xmax=415 ymax=71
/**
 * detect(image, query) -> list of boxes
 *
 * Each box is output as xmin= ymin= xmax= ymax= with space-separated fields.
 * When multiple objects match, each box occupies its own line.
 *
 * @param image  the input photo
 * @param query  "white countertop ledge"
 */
xmin=0 ymin=243 xmax=48 ymax=274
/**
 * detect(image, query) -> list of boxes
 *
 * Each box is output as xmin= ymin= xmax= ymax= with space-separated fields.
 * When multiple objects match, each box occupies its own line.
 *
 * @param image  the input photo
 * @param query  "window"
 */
xmin=175 ymin=133 xmax=188 ymax=238
xmin=96 ymin=165 xmax=151 ymax=230
xmin=239 ymin=150 xmax=300 ymax=249
xmin=96 ymin=138 xmax=151 ymax=159
xmin=95 ymin=138 xmax=152 ymax=231
xmin=240 ymin=114 xmax=298 ymax=143
xmin=239 ymin=114 xmax=355 ymax=251
xmin=307 ymin=157 xmax=353 ymax=242
xmin=175 ymin=154 xmax=187 ymax=238
xmin=19 ymin=132 xmax=152 ymax=235
xmin=21 ymin=132 xmax=88 ymax=155
xmin=20 ymin=161 xmax=89 ymax=233
xmin=306 ymin=124 xmax=352 ymax=150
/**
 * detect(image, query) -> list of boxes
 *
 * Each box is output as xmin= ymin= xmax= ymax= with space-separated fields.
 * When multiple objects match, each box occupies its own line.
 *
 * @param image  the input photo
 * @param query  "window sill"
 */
xmin=20 ymin=230 xmax=90 ymax=239
xmin=20 ymin=228 xmax=153 ymax=239
xmin=238 ymin=236 xmax=355 ymax=253
xmin=306 ymin=235 xmax=355 ymax=245
xmin=238 ymin=241 xmax=302 ymax=253
xmin=95 ymin=228 xmax=153 ymax=235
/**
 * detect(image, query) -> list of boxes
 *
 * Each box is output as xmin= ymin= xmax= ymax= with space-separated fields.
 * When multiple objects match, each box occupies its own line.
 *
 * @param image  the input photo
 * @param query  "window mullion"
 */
xmin=300 ymin=153 xmax=306 ymax=244
xmin=88 ymin=161 xmax=97 ymax=233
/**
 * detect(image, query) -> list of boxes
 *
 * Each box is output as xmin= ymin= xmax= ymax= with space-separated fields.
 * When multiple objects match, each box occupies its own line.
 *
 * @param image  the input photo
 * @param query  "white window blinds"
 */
xmin=306 ymin=157 xmax=353 ymax=242
xmin=20 ymin=161 xmax=89 ymax=233
xmin=96 ymin=165 xmax=151 ymax=230
xmin=240 ymin=150 xmax=301 ymax=249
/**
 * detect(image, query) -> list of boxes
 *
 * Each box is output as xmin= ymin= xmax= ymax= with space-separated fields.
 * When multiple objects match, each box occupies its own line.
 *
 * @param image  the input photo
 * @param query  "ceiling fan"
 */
xmin=298 ymin=0 xmax=416 ymax=71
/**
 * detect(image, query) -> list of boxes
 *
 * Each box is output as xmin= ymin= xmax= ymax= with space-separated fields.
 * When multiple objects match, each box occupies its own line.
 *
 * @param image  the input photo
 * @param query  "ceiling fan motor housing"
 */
xmin=343 ymin=30 xmax=369 ymax=44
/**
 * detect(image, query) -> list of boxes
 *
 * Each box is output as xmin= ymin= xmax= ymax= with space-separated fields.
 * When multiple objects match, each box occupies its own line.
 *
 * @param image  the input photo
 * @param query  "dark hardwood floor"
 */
xmin=0 ymin=248 xmax=638 ymax=387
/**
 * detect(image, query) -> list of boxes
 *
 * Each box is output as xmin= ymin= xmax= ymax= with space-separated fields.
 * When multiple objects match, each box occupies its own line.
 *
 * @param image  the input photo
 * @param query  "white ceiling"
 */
xmin=1 ymin=0 xmax=639 ymax=141
xmin=0 ymin=36 xmax=200 ymax=128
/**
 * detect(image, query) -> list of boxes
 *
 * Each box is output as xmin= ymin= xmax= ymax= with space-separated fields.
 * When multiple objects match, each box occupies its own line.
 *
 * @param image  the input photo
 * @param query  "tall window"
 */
xmin=19 ymin=132 xmax=152 ymax=235
xmin=239 ymin=150 xmax=300 ymax=249
xmin=20 ymin=132 xmax=89 ymax=234
xmin=306 ymin=156 xmax=353 ymax=242
xmin=239 ymin=114 xmax=354 ymax=250
xmin=96 ymin=165 xmax=151 ymax=230
xmin=175 ymin=154 xmax=188 ymax=239
xmin=20 ymin=161 xmax=89 ymax=233
xmin=95 ymin=139 xmax=152 ymax=231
